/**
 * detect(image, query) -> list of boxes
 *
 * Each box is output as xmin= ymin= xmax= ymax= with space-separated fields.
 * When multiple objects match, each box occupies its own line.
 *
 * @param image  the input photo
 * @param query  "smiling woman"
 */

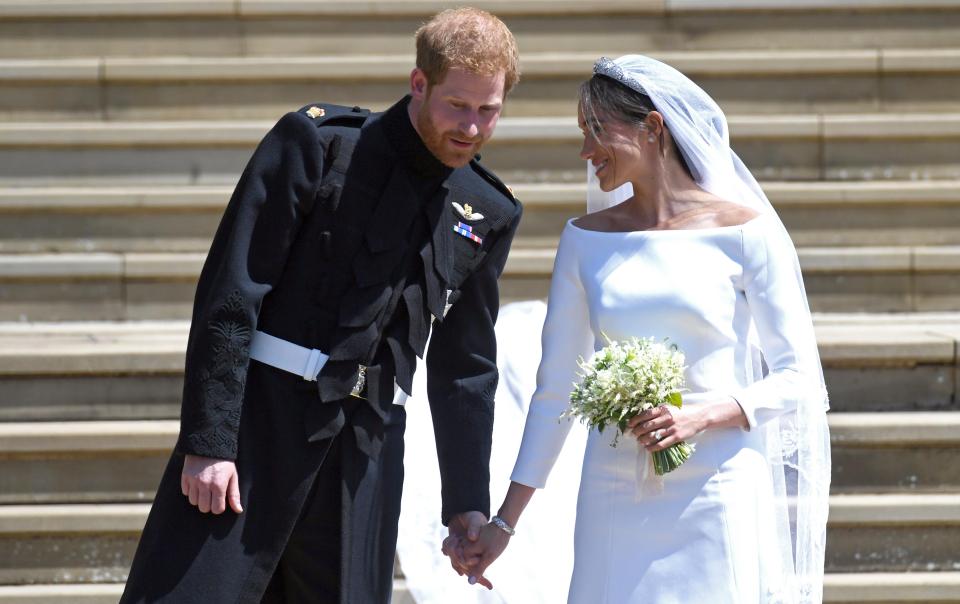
xmin=578 ymin=74 xmax=694 ymax=192
xmin=456 ymin=55 xmax=831 ymax=604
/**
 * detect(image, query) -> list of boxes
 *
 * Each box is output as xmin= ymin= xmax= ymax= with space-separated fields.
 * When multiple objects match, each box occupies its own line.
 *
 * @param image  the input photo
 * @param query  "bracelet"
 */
xmin=489 ymin=515 xmax=516 ymax=536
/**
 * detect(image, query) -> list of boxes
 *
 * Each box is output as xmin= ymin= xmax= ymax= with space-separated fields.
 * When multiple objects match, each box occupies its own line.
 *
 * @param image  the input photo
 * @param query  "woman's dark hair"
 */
xmin=578 ymin=74 xmax=693 ymax=178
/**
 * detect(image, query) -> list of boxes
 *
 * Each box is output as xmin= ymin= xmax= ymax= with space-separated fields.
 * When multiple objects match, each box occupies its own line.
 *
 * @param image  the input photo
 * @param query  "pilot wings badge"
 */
xmin=452 ymin=201 xmax=484 ymax=221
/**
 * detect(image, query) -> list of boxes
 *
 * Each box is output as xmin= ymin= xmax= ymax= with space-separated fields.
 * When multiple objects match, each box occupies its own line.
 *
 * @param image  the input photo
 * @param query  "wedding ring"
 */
xmin=653 ymin=429 xmax=665 ymax=441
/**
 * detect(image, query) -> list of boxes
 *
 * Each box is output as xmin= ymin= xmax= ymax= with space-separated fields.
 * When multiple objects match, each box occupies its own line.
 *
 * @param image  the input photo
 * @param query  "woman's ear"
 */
xmin=645 ymin=111 xmax=667 ymax=155
xmin=644 ymin=111 xmax=665 ymax=138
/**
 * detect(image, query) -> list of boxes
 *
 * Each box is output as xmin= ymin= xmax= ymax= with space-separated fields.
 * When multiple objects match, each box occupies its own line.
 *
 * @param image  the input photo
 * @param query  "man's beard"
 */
xmin=416 ymin=105 xmax=484 ymax=168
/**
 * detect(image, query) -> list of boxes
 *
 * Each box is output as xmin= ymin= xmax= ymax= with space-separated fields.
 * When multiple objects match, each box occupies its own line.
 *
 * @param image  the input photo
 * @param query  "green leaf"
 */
xmin=667 ymin=391 xmax=683 ymax=408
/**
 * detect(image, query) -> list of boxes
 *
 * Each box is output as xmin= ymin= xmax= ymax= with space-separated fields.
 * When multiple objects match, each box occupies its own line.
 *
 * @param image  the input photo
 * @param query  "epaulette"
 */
xmin=297 ymin=103 xmax=371 ymax=129
xmin=469 ymin=156 xmax=520 ymax=209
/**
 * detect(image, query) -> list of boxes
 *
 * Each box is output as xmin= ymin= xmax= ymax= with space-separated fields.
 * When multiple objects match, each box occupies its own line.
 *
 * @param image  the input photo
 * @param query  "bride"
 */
xmin=445 ymin=55 xmax=832 ymax=603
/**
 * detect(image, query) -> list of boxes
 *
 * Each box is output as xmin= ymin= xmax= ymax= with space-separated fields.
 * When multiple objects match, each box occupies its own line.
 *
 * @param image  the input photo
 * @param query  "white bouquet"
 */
xmin=563 ymin=336 xmax=695 ymax=475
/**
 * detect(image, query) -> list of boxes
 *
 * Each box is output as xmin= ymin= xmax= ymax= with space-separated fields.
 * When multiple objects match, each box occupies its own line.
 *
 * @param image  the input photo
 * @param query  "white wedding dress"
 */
xmin=510 ymin=215 xmax=820 ymax=604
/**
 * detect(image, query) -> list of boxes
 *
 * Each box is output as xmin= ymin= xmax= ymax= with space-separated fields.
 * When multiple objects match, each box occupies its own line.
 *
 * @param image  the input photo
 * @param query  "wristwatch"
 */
xmin=489 ymin=515 xmax=516 ymax=536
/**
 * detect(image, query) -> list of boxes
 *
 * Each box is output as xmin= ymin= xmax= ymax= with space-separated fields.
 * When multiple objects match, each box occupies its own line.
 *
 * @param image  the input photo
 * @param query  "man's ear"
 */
xmin=410 ymin=68 xmax=429 ymax=100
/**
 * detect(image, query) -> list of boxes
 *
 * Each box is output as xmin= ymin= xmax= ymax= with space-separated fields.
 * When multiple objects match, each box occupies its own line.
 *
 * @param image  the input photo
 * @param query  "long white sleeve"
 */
xmin=510 ymin=226 xmax=594 ymax=489
xmin=732 ymin=217 xmax=822 ymax=429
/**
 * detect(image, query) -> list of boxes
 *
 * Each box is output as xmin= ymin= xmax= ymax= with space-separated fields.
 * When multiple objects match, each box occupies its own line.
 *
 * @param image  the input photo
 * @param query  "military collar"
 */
xmin=381 ymin=95 xmax=453 ymax=183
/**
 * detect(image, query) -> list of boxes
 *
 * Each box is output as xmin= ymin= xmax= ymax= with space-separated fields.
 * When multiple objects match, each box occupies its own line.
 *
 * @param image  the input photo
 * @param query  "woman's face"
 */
xmin=578 ymin=104 xmax=649 ymax=192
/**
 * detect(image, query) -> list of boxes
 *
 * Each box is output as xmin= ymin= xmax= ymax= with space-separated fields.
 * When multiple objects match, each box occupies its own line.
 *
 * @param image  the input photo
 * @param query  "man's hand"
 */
xmin=442 ymin=511 xmax=492 ymax=589
xmin=181 ymin=454 xmax=243 ymax=515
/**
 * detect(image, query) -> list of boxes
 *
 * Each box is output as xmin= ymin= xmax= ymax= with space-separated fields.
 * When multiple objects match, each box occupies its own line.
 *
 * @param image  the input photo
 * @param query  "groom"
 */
xmin=120 ymin=7 xmax=521 ymax=603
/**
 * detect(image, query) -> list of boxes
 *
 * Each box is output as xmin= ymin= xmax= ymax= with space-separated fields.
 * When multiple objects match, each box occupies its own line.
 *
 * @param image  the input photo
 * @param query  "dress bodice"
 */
xmin=511 ymin=214 xmax=816 ymax=488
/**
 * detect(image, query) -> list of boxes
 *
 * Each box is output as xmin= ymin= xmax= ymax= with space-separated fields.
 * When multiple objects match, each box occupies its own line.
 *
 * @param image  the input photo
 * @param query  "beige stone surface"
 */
xmin=798 ymin=247 xmax=912 ymax=272
xmin=814 ymin=326 xmax=956 ymax=364
xmin=0 ymin=420 xmax=178 ymax=453
xmin=123 ymin=253 xmax=204 ymax=279
xmin=0 ymin=59 xmax=99 ymax=82
xmin=824 ymin=113 xmax=960 ymax=139
xmin=238 ymin=0 xmax=664 ymax=17
xmin=0 ymin=583 xmax=124 ymax=604
xmin=0 ymin=503 xmax=149 ymax=533
xmin=0 ymin=254 xmax=121 ymax=279
xmin=823 ymin=571 xmax=960 ymax=602
xmin=0 ymin=186 xmax=229 ymax=211
xmin=0 ymin=582 xmax=417 ymax=603
xmin=828 ymin=493 xmax=960 ymax=525
xmin=830 ymin=411 xmax=960 ymax=445
xmin=0 ymin=0 xmax=234 ymax=18
xmin=914 ymin=246 xmax=960 ymax=270
xmin=670 ymin=0 xmax=960 ymax=8
xmin=0 ymin=19 xmax=244 ymax=60
xmin=883 ymin=48 xmax=960 ymax=72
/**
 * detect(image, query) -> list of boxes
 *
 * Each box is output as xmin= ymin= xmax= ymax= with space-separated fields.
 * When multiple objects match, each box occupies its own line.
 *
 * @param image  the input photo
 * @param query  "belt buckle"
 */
xmin=349 ymin=364 xmax=367 ymax=399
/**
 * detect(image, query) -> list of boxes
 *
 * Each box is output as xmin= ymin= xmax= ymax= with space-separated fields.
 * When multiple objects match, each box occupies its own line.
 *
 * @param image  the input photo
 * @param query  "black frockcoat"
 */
xmin=121 ymin=97 xmax=522 ymax=603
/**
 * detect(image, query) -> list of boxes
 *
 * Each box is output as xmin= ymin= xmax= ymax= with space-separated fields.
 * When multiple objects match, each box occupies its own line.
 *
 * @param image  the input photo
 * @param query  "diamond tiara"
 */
xmin=593 ymin=56 xmax=647 ymax=96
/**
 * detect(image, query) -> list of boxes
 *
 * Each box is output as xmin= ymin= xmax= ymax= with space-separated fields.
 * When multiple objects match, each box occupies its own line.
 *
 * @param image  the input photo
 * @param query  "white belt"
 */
xmin=248 ymin=330 xmax=409 ymax=406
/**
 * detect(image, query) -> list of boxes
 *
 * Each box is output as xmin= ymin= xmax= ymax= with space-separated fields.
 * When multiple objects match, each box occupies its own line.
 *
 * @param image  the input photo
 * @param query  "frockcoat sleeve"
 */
xmin=175 ymin=111 xmax=324 ymax=460
xmin=426 ymin=205 xmax=522 ymax=526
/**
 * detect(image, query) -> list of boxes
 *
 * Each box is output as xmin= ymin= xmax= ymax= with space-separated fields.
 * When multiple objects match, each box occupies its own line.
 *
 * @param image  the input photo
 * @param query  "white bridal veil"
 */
xmin=585 ymin=55 xmax=831 ymax=603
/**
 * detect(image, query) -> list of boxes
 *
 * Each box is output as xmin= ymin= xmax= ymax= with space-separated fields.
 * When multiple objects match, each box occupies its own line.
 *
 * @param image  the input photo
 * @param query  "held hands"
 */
xmin=442 ymin=511 xmax=502 ymax=590
xmin=460 ymin=521 xmax=511 ymax=586
xmin=181 ymin=454 xmax=243 ymax=515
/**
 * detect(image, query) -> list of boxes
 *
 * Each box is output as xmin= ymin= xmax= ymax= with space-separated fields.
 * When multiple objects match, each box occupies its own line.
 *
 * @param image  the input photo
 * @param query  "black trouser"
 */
xmin=261 ymin=402 xmax=406 ymax=604
xmin=261 ymin=432 xmax=342 ymax=603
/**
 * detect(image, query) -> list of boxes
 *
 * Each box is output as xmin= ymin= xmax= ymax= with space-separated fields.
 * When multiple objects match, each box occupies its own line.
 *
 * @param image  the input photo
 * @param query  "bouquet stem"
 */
xmin=651 ymin=440 xmax=695 ymax=476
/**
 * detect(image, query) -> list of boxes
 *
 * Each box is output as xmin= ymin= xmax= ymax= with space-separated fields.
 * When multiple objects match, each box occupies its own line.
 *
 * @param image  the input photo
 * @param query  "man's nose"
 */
xmin=459 ymin=116 xmax=480 ymax=139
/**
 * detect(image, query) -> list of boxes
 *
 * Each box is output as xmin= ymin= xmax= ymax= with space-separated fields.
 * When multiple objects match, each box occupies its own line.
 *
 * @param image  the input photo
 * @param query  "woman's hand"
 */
xmin=627 ymin=404 xmax=705 ymax=452
xmin=628 ymin=396 xmax=748 ymax=451
xmin=461 ymin=522 xmax=513 ymax=588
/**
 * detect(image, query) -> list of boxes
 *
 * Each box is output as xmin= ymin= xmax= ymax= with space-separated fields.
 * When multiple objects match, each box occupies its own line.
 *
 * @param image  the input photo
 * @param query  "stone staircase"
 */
xmin=1 ymin=1 xmax=960 ymax=602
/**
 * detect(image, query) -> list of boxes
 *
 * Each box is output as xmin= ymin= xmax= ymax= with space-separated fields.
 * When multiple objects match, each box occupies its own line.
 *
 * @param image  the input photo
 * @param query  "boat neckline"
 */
xmin=566 ymin=214 xmax=765 ymax=235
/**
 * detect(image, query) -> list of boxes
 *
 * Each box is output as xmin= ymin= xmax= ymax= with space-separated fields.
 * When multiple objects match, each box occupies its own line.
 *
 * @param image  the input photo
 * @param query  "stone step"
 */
xmin=0 ymin=314 xmax=957 ymax=423
xmin=824 ymin=572 xmax=960 ymax=604
xmin=827 ymin=493 xmax=960 ymax=572
xmin=0 ymin=582 xmax=414 ymax=604
xmin=3 ymin=412 xmax=957 ymax=504
xmin=2 ymin=181 xmax=958 ymax=254
xmin=0 ymin=494 xmax=956 ymax=584
xmin=0 ymin=420 xmax=178 ymax=504
xmin=4 ymin=48 xmax=960 ymax=121
xmin=1 ymin=242 xmax=958 ymax=321
xmin=2 ymin=113 xmax=958 ymax=186
xmin=2 ymin=1 xmax=960 ymax=60
xmin=0 ymin=577 xmax=955 ymax=604
xmin=824 ymin=411 xmax=960 ymax=493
